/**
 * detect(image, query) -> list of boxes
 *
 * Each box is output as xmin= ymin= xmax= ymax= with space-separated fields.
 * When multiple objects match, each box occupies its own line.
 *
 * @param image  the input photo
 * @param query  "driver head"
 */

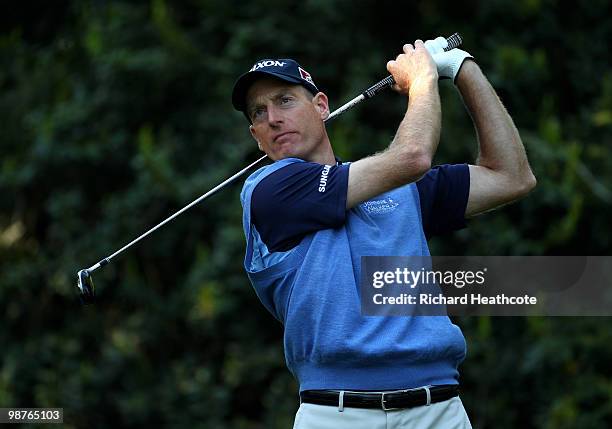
xmin=77 ymin=269 xmax=96 ymax=305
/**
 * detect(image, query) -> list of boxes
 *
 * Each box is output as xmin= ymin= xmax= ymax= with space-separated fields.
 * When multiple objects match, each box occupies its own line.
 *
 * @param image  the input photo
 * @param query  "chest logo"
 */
xmin=361 ymin=197 xmax=399 ymax=214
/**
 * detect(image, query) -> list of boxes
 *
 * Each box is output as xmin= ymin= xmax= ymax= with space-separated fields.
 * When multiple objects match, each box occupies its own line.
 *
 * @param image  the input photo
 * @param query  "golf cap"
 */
xmin=232 ymin=58 xmax=319 ymax=118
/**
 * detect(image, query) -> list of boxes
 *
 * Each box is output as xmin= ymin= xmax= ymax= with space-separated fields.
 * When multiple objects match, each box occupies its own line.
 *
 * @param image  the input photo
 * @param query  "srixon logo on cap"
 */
xmin=299 ymin=67 xmax=315 ymax=85
xmin=250 ymin=60 xmax=287 ymax=71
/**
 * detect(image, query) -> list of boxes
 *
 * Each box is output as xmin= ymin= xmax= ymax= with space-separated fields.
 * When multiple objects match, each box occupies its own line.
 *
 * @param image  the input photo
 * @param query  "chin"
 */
xmin=276 ymin=149 xmax=301 ymax=160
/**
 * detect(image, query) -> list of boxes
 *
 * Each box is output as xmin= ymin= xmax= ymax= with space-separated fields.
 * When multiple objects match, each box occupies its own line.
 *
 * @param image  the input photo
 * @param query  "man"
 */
xmin=232 ymin=38 xmax=536 ymax=428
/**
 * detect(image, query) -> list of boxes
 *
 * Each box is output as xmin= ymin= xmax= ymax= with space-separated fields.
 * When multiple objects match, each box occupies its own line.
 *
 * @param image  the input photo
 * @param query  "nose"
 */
xmin=266 ymin=105 xmax=283 ymax=127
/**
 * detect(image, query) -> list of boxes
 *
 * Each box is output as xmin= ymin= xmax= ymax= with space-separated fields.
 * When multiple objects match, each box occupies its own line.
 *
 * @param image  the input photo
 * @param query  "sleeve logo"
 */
xmin=318 ymin=165 xmax=331 ymax=192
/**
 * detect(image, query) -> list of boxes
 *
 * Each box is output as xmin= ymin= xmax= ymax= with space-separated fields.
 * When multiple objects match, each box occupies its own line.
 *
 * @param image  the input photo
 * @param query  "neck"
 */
xmin=307 ymin=136 xmax=336 ymax=165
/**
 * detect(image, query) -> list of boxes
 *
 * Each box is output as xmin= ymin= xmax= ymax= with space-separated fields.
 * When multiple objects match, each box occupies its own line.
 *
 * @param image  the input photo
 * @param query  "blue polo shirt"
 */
xmin=240 ymin=158 xmax=470 ymax=392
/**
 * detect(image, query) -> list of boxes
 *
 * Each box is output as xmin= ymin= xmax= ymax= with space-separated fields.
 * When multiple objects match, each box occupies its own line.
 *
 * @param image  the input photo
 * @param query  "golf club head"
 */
xmin=77 ymin=269 xmax=96 ymax=305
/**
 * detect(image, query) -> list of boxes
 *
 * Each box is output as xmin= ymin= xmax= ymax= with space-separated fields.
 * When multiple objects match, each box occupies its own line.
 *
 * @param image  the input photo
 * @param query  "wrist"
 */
xmin=409 ymin=75 xmax=438 ymax=97
xmin=454 ymin=58 xmax=479 ymax=86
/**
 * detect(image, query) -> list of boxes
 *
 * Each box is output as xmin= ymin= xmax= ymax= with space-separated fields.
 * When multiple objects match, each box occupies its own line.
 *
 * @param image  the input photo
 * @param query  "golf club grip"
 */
xmin=363 ymin=32 xmax=462 ymax=99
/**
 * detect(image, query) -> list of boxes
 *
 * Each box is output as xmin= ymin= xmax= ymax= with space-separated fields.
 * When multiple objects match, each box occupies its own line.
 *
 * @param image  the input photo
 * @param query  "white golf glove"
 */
xmin=424 ymin=36 xmax=473 ymax=83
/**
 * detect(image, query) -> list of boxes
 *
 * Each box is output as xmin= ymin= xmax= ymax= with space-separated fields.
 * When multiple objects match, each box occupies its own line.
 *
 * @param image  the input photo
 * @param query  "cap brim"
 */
xmin=231 ymin=70 xmax=316 ymax=113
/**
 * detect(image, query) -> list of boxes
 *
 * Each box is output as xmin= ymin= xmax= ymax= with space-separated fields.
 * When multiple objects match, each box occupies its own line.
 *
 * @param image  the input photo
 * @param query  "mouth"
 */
xmin=274 ymin=131 xmax=297 ymax=142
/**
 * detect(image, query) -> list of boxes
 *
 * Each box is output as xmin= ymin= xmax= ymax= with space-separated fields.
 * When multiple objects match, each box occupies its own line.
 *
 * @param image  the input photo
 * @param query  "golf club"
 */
xmin=77 ymin=33 xmax=463 ymax=304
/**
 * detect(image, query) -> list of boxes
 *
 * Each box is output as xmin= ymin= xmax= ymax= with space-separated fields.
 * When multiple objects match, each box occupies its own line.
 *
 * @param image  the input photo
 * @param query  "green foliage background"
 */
xmin=1 ymin=0 xmax=611 ymax=427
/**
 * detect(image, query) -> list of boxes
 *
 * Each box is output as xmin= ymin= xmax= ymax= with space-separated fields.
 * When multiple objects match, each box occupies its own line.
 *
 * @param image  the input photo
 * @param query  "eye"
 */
xmin=280 ymin=96 xmax=292 ymax=104
xmin=251 ymin=107 xmax=265 ymax=121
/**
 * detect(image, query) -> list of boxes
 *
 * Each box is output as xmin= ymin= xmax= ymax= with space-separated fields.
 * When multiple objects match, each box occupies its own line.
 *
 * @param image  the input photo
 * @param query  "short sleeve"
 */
xmin=416 ymin=164 xmax=470 ymax=239
xmin=251 ymin=161 xmax=349 ymax=252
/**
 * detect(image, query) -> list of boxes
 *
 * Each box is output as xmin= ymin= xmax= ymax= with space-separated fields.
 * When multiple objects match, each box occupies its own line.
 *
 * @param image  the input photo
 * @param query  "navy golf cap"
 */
xmin=232 ymin=58 xmax=319 ymax=116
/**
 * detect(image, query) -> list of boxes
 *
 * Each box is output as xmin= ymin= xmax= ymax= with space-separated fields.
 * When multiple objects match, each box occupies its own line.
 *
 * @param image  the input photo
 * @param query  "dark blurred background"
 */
xmin=1 ymin=0 xmax=611 ymax=427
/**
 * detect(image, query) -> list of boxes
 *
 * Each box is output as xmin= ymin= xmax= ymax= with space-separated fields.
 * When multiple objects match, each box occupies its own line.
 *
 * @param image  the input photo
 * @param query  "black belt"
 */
xmin=300 ymin=385 xmax=459 ymax=411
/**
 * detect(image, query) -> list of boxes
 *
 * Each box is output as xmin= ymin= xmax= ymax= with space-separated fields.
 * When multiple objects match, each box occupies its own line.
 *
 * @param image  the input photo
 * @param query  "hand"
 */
xmin=386 ymin=40 xmax=438 ymax=95
xmin=424 ymin=36 xmax=474 ymax=83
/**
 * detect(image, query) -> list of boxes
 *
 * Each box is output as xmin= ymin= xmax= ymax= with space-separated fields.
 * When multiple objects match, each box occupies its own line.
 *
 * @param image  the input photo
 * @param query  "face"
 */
xmin=246 ymin=78 xmax=330 ymax=162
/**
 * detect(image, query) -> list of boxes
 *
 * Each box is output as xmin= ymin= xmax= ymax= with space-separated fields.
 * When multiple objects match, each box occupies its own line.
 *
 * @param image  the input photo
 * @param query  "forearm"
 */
xmin=389 ymin=77 xmax=441 ymax=169
xmin=456 ymin=60 xmax=535 ymax=184
xmin=371 ymin=77 xmax=441 ymax=191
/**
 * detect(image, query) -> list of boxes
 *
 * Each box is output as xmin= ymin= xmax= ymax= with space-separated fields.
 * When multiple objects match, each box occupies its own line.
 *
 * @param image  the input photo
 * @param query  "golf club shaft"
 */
xmin=85 ymin=33 xmax=462 ymax=273
xmin=85 ymin=153 xmax=268 ymax=272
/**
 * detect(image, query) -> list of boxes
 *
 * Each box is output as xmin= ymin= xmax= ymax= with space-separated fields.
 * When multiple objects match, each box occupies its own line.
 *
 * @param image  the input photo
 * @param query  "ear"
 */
xmin=312 ymin=92 xmax=330 ymax=120
xmin=249 ymin=125 xmax=264 ymax=151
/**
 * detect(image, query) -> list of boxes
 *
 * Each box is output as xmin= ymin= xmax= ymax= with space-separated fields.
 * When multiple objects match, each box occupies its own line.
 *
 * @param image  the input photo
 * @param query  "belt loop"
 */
xmin=338 ymin=390 xmax=345 ymax=412
xmin=424 ymin=386 xmax=431 ymax=406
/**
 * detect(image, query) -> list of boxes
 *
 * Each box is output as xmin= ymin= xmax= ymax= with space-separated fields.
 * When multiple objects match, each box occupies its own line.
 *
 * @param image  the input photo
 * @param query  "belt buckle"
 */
xmin=381 ymin=392 xmax=399 ymax=411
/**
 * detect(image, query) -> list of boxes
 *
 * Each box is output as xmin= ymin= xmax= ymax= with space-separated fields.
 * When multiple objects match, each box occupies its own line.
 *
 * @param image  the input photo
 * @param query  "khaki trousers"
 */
xmin=293 ymin=396 xmax=472 ymax=429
